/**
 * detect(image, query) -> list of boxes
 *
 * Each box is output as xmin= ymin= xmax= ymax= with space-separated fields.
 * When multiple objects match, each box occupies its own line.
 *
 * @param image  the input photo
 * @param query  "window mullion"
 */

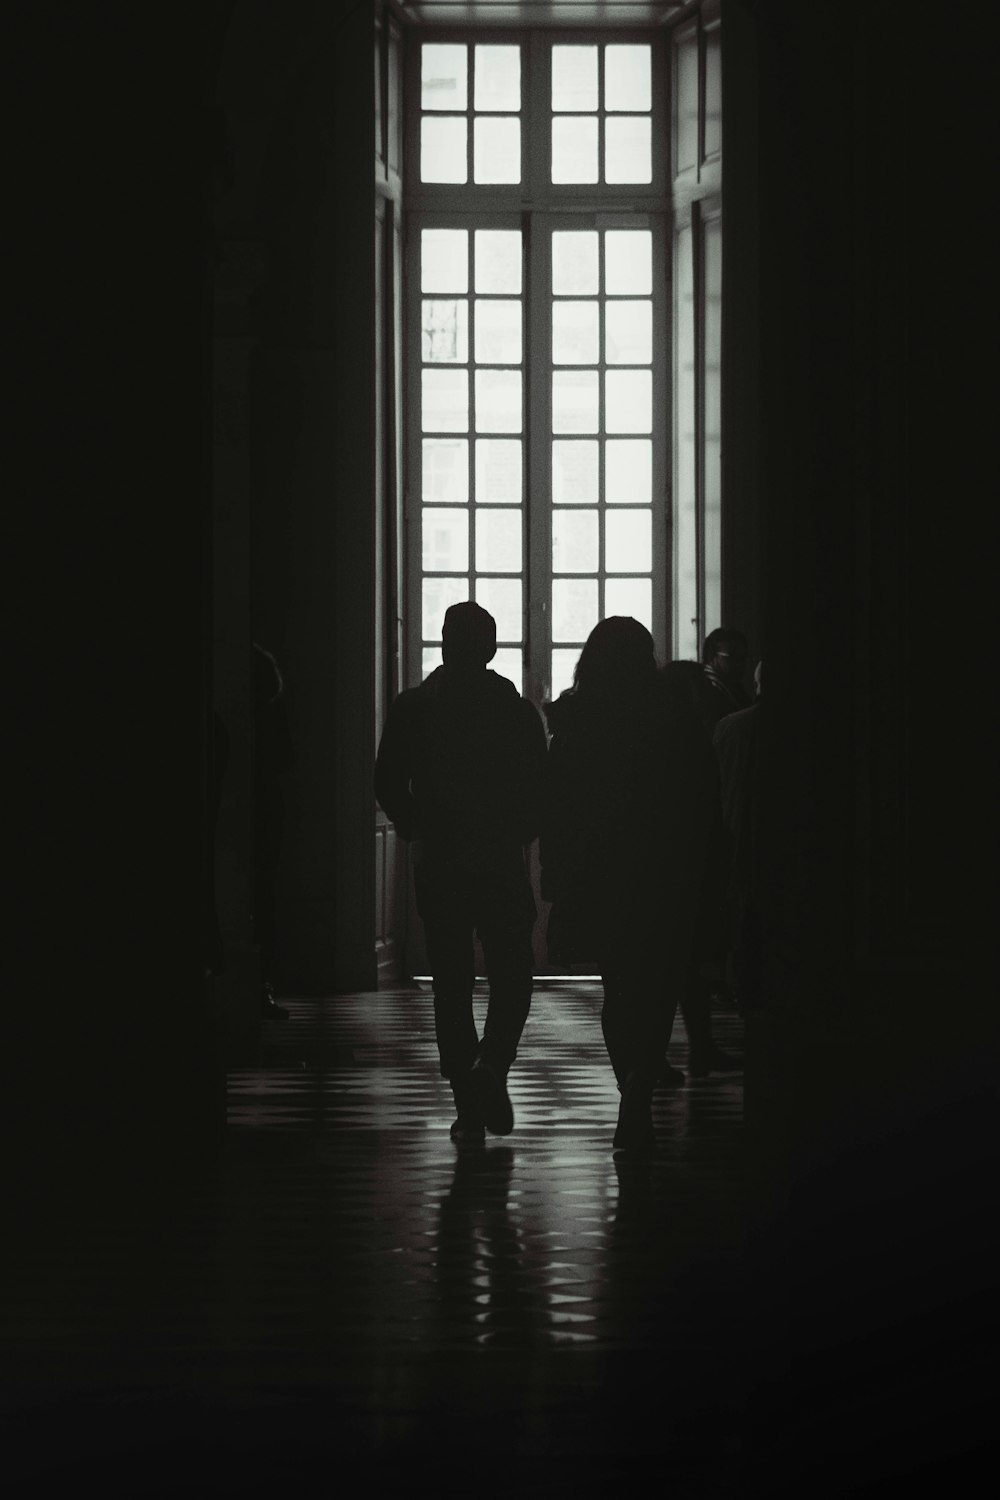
xmin=526 ymin=210 xmax=551 ymax=708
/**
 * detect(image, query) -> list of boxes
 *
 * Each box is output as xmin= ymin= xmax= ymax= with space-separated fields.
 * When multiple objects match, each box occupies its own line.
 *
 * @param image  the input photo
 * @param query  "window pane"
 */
xmin=474 ymin=117 xmax=521 ymax=184
xmin=552 ymin=440 xmax=599 ymax=505
xmin=422 ymin=646 xmax=443 ymax=680
xmin=475 ymin=576 xmax=522 ymax=641
xmin=605 ymin=45 xmax=651 ymax=112
xmin=422 ymin=299 xmax=468 ymax=363
xmin=475 ymin=45 xmax=520 ymax=111
xmin=475 ymin=299 xmax=522 ymax=364
xmin=551 ymin=117 xmax=598 ymax=184
xmin=422 ymin=438 xmax=469 ymax=504
xmin=475 ymin=370 xmax=522 ymax=432
xmin=606 ymin=510 xmax=652 ymax=572
xmin=552 ymin=301 xmax=599 ymax=365
xmin=604 ymin=577 xmax=652 ymax=629
xmin=604 ymin=231 xmax=651 ymax=295
xmin=475 ymin=509 xmax=522 ymax=572
xmin=704 ymin=28 xmax=721 ymax=158
xmin=551 ymin=649 xmax=580 ymax=700
xmin=492 ymin=648 xmax=523 ymax=687
xmin=605 ymin=370 xmax=651 ymax=433
xmin=422 ymin=44 xmax=467 ymax=111
xmin=553 ymin=579 xmax=598 ymax=643
xmin=552 ymin=370 xmax=599 ymax=433
xmin=552 ymin=232 xmax=599 ymax=295
xmin=605 ymin=439 xmax=651 ymax=504
xmin=423 ymin=369 xmax=469 ymax=432
xmin=422 ymin=508 xmax=469 ymax=572
xmin=475 ymin=230 xmax=522 ymax=294
xmin=423 ymin=576 xmax=469 ymax=635
xmin=421 ymin=117 xmax=468 ymax=184
xmin=422 ymin=229 xmax=468 ymax=293
xmin=605 ymin=117 xmax=652 ymax=184
xmin=551 ymin=46 xmax=598 ymax=111
xmin=552 ymin=510 xmax=599 ymax=573
xmin=675 ymin=31 xmax=699 ymax=174
xmin=605 ymin=300 xmax=652 ymax=365
xmin=476 ymin=439 xmax=522 ymax=503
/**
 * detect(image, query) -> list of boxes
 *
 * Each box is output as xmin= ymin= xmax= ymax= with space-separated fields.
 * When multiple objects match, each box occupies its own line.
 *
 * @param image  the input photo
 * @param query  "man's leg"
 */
xmin=602 ymin=912 xmax=689 ymax=1152
xmin=471 ymin=865 xmax=536 ymax=1134
xmin=600 ymin=960 xmax=661 ymax=1154
xmin=476 ymin=870 xmax=535 ymax=1077
xmin=415 ymin=867 xmax=480 ymax=1084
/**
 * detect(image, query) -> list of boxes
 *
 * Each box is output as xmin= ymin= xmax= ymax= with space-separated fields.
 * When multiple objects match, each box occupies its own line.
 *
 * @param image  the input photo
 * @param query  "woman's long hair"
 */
xmin=571 ymin=616 xmax=657 ymax=699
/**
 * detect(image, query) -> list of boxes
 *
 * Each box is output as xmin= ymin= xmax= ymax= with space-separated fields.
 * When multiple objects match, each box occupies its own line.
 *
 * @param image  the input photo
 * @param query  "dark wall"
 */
xmin=215 ymin=0 xmax=377 ymax=997
xmin=725 ymin=1 xmax=997 ymax=1484
xmin=11 ymin=9 xmax=225 ymax=1200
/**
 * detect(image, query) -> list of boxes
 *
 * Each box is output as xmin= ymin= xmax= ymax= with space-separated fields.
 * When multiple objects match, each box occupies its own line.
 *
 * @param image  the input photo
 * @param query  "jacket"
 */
xmin=374 ymin=666 xmax=547 ymax=872
xmin=540 ymin=676 xmax=720 ymax=924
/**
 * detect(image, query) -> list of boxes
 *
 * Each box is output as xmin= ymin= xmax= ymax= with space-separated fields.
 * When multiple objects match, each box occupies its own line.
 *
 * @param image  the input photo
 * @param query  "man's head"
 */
xmin=702 ymin=627 xmax=748 ymax=683
xmin=441 ymin=601 xmax=497 ymax=672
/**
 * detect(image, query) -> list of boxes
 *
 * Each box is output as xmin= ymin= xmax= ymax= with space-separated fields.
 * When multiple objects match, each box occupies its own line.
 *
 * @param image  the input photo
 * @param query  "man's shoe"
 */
xmin=468 ymin=1058 xmax=514 ymax=1136
xmin=450 ymin=1117 xmax=486 ymax=1145
xmin=613 ymin=1072 xmax=655 ymax=1154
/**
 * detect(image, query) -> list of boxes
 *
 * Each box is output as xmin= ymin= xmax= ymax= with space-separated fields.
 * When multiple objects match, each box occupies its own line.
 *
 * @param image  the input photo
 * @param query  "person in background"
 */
xmin=713 ymin=660 xmax=764 ymax=1012
xmin=253 ymin=642 xmax=294 ymax=1021
xmin=696 ymin=628 xmax=753 ymax=735
xmin=659 ymin=661 xmax=744 ymax=1078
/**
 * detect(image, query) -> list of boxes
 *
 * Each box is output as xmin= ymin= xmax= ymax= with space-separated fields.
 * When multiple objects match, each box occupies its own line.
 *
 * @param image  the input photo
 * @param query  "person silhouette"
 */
xmin=660 ymin=659 xmax=744 ymax=1076
xmin=253 ymin=643 xmax=294 ymax=1020
xmin=695 ymin=628 xmax=753 ymax=734
xmin=713 ymin=659 xmax=764 ymax=1011
xmin=541 ymin=618 xmax=719 ymax=1154
xmin=375 ymin=603 xmax=547 ymax=1142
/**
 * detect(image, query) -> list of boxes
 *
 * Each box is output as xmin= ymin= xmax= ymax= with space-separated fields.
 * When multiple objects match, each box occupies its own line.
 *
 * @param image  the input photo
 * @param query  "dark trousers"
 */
xmin=415 ymin=856 xmax=536 ymax=1082
xmin=597 ymin=904 xmax=694 ymax=1089
xmin=678 ymin=965 xmax=714 ymax=1054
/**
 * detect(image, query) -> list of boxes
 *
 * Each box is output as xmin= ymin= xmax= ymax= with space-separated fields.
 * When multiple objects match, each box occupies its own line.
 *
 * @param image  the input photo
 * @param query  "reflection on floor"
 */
xmin=10 ymin=982 xmax=747 ymax=1494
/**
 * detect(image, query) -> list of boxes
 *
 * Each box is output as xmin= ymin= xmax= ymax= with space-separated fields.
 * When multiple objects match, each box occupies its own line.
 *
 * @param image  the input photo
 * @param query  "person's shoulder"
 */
xmin=484 ymin=668 xmax=520 ymax=697
xmin=386 ymin=671 xmax=441 ymax=720
xmin=484 ymin=669 xmax=539 ymax=718
xmin=542 ymin=689 xmax=582 ymax=735
xmin=713 ymin=702 xmax=757 ymax=742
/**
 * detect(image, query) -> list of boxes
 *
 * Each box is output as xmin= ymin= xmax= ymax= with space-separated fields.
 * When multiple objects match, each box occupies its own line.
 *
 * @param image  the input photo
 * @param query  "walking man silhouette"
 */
xmin=375 ymin=603 xmax=547 ymax=1142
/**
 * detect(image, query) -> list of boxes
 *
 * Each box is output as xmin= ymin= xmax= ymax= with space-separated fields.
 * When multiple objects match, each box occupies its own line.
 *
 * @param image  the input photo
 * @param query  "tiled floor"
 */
xmin=8 ymin=982 xmax=748 ymax=1495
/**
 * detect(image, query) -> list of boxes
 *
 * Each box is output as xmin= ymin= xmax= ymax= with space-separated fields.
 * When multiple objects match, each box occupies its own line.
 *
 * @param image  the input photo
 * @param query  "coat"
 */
xmin=374 ymin=666 xmax=547 ymax=876
xmin=540 ymin=677 xmax=721 ymax=960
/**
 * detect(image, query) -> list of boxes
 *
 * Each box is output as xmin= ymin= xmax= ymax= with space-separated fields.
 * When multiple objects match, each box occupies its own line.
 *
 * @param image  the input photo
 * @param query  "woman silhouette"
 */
xmin=541 ymin=618 xmax=720 ymax=1153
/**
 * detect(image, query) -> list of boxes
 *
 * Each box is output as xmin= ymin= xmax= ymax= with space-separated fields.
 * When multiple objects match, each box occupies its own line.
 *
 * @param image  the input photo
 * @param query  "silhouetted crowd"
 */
xmin=376 ymin=604 xmax=761 ymax=1154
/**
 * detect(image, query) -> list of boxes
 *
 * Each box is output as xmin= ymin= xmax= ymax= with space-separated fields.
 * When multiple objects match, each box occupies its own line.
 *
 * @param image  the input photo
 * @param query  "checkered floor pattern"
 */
xmin=8 ymin=982 xmax=748 ymax=1494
